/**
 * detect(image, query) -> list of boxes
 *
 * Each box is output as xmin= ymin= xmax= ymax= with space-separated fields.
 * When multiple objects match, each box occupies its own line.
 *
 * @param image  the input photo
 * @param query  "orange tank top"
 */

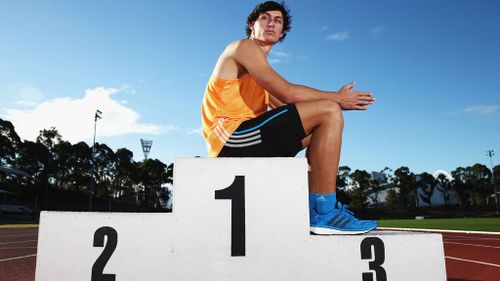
xmin=201 ymin=75 xmax=269 ymax=156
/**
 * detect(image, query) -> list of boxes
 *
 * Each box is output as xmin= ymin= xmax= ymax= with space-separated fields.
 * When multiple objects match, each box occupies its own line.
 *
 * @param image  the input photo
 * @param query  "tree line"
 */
xmin=1 ymin=119 xmax=172 ymax=212
xmin=1 ymin=118 xmax=499 ymax=214
xmin=336 ymin=164 xmax=499 ymax=211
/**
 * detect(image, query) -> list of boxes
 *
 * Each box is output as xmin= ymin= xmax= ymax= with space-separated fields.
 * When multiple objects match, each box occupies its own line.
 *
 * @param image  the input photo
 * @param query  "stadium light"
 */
xmin=89 ymin=109 xmax=102 ymax=211
xmin=141 ymin=139 xmax=153 ymax=160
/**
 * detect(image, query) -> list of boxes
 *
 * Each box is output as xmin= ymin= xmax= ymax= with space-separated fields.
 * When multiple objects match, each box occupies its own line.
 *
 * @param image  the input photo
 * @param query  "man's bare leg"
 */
xmin=296 ymin=99 xmax=344 ymax=195
xmin=296 ymin=100 xmax=377 ymax=234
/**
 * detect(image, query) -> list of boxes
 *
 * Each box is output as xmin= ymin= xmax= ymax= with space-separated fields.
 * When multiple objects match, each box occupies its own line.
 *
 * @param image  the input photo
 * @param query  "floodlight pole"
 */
xmin=89 ymin=110 xmax=102 ymax=211
xmin=141 ymin=139 xmax=153 ymax=160
xmin=486 ymin=149 xmax=498 ymax=215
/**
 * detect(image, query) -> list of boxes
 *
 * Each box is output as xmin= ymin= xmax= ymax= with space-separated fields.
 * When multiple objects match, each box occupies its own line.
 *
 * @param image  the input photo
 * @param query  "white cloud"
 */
xmin=326 ymin=31 xmax=350 ymax=41
xmin=269 ymin=58 xmax=284 ymax=65
xmin=464 ymin=105 xmax=499 ymax=115
xmin=15 ymin=100 xmax=39 ymax=107
xmin=9 ymin=83 xmax=44 ymax=106
xmin=185 ymin=127 xmax=202 ymax=135
xmin=270 ymin=50 xmax=291 ymax=58
xmin=448 ymin=105 xmax=500 ymax=117
xmin=3 ymin=87 xmax=164 ymax=143
xmin=268 ymin=49 xmax=306 ymax=64
xmin=370 ymin=25 xmax=386 ymax=38
xmin=269 ymin=50 xmax=290 ymax=65
xmin=315 ymin=25 xmax=329 ymax=32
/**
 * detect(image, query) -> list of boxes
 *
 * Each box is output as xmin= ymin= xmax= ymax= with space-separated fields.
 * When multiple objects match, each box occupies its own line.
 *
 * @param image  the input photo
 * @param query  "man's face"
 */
xmin=250 ymin=10 xmax=284 ymax=43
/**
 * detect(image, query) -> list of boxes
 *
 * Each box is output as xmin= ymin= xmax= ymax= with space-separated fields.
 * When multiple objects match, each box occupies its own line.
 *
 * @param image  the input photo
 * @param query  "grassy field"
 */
xmin=379 ymin=217 xmax=500 ymax=232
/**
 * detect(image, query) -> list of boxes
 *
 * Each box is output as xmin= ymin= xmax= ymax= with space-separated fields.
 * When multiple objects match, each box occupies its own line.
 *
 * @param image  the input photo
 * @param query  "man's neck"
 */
xmin=250 ymin=38 xmax=274 ymax=55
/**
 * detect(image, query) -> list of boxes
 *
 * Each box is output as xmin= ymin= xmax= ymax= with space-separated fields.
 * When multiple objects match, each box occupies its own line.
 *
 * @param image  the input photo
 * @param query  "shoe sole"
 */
xmin=310 ymin=226 xmax=376 ymax=235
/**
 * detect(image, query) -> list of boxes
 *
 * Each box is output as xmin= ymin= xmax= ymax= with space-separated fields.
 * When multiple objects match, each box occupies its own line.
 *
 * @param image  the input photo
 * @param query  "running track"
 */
xmin=1 ymin=227 xmax=499 ymax=281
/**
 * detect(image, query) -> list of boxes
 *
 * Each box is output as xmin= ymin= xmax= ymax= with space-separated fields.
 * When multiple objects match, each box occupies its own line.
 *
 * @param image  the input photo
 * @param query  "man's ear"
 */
xmin=248 ymin=22 xmax=255 ymax=32
xmin=248 ymin=22 xmax=255 ymax=38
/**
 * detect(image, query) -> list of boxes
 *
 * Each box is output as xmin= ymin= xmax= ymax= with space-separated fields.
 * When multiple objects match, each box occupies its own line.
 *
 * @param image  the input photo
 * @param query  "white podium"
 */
xmin=35 ymin=158 xmax=447 ymax=281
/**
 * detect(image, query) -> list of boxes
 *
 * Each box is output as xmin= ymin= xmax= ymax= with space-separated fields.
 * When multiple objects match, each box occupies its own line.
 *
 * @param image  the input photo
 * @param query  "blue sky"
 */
xmin=1 ymin=0 xmax=499 ymax=175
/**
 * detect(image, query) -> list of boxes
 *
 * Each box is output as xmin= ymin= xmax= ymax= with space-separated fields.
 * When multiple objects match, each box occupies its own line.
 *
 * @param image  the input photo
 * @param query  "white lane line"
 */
xmin=0 ymin=240 xmax=38 ymax=245
xmin=0 ymin=233 xmax=37 ymax=238
xmin=444 ymin=241 xmax=500 ymax=249
xmin=446 ymin=256 xmax=500 ymax=268
xmin=443 ymin=235 xmax=500 ymax=241
xmin=0 ymin=247 xmax=37 ymax=250
xmin=378 ymin=227 xmax=500 ymax=235
xmin=0 ymin=254 xmax=37 ymax=263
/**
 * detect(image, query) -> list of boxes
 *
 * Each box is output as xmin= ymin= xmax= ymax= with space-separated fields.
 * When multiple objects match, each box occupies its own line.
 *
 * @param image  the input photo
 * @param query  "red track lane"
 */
xmin=0 ymin=228 xmax=38 ymax=281
xmin=1 ymin=227 xmax=499 ymax=281
xmin=442 ymin=232 xmax=500 ymax=281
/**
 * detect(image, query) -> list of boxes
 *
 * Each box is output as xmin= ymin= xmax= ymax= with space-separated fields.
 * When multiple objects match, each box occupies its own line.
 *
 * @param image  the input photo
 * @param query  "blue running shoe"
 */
xmin=310 ymin=202 xmax=378 ymax=235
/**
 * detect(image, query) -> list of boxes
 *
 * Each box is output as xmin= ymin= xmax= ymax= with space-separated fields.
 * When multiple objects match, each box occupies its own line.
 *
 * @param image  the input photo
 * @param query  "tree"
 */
xmin=52 ymin=140 xmax=73 ymax=190
xmin=35 ymin=128 xmax=64 ymax=208
xmin=65 ymin=142 xmax=92 ymax=193
xmin=384 ymin=189 xmax=398 ymax=209
xmin=138 ymin=159 xmax=170 ymax=208
xmin=336 ymin=165 xmax=351 ymax=204
xmin=451 ymin=164 xmax=493 ymax=206
xmin=0 ymin=119 xmax=22 ymax=167
xmin=368 ymin=167 xmax=393 ymax=209
xmin=16 ymin=140 xmax=50 ymax=210
xmin=417 ymin=172 xmax=436 ymax=206
xmin=494 ymin=165 xmax=500 ymax=187
xmin=394 ymin=167 xmax=417 ymax=208
xmin=93 ymin=143 xmax=116 ymax=208
xmin=36 ymin=128 xmax=62 ymax=150
xmin=348 ymin=169 xmax=371 ymax=210
xmin=0 ymin=119 xmax=24 ymax=194
xmin=113 ymin=148 xmax=139 ymax=205
xmin=451 ymin=166 xmax=471 ymax=206
xmin=381 ymin=167 xmax=394 ymax=184
xmin=166 ymin=163 xmax=174 ymax=185
xmin=494 ymin=164 xmax=500 ymax=211
xmin=0 ymin=117 xmax=174 ymax=212
xmin=468 ymin=163 xmax=493 ymax=205
xmin=436 ymin=174 xmax=452 ymax=206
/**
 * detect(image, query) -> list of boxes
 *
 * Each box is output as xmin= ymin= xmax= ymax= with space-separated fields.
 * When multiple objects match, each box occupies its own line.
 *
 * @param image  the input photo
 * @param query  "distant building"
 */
xmin=415 ymin=170 xmax=458 ymax=206
xmin=366 ymin=170 xmax=458 ymax=207
xmin=371 ymin=171 xmax=387 ymax=183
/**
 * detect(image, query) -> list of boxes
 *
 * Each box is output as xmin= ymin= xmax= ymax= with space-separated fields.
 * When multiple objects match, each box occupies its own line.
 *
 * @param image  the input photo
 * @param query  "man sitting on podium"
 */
xmin=201 ymin=1 xmax=377 ymax=234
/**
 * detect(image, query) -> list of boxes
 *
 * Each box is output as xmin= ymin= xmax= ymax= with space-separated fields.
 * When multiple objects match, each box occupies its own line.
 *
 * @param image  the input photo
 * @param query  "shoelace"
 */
xmin=335 ymin=201 xmax=356 ymax=220
xmin=336 ymin=202 xmax=375 ymax=225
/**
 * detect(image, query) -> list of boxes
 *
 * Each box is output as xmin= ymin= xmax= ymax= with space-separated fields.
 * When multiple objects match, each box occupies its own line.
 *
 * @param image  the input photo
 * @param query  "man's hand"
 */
xmin=336 ymin=82 xmax=375 ymax=110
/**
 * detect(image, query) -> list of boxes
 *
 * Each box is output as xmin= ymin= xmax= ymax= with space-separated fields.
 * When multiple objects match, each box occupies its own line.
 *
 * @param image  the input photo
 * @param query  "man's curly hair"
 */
xmin=246 ymin=1 xmax=292 ymax=42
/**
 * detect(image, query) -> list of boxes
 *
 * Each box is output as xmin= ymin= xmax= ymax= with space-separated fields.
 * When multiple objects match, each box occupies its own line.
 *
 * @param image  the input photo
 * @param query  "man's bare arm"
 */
xmin=268 ymin=94 xmax=285 ymax=108
xmin=231 ymin=39 xmax=374 ymax=110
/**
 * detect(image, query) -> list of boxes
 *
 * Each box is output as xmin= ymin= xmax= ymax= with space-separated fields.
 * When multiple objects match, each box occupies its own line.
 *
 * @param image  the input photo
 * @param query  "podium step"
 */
xmin=35 ymin=158 xmax=446 ymax=281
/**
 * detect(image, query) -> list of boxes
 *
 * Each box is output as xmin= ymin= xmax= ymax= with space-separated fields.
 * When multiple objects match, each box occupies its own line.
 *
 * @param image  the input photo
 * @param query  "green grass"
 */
xmin=379 ymin=217 xmax=500 ymax=232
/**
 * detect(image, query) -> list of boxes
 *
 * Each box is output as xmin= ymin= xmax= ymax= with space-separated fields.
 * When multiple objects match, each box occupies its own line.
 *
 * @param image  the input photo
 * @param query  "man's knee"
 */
xmin=320 ymin=100 xmax=344 ymax=125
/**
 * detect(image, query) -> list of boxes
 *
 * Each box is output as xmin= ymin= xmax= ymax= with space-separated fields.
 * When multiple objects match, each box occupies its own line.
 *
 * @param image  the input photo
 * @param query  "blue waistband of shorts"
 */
xmin=233 ymin=109 xmax=288 ymax=135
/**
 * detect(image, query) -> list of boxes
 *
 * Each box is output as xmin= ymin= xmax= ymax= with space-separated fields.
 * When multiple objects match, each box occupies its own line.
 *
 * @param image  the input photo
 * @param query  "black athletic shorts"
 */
xmin=218 ymin=104 xmax=306 ymax=157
